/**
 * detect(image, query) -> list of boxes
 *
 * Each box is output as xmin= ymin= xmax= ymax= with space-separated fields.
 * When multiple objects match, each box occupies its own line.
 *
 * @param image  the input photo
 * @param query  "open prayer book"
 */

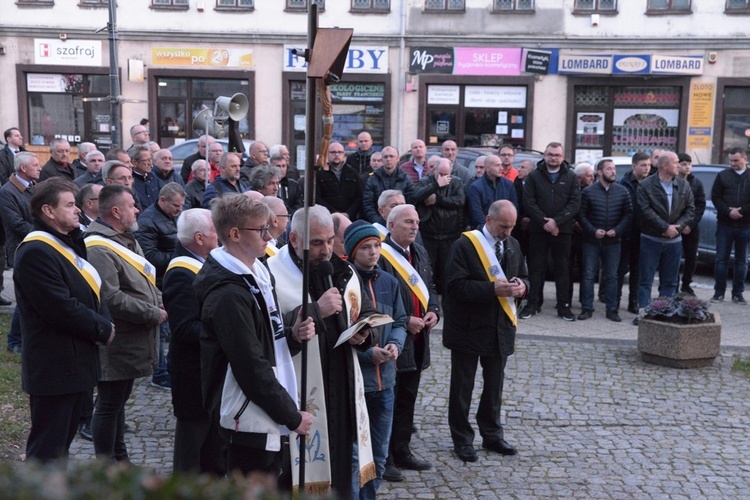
xmin=334 ymin=313 xmax=394 ymax=348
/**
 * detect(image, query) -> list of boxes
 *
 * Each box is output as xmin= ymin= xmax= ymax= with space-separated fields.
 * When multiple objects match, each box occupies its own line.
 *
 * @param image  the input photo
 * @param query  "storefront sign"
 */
xmin=687 ymin=82 xmax=715 ymax=149
xmin=651 ymin=55 xmax=703 ymax=75
xmin=151 ymin=48 xmax=253 ymax=67
xmin=427 ymin=85 xmax=460 ymax=105
xmin=523 ymin=49 xmax=551 ymax=75
xmin=34 ymin=39 xmax=102 ymax=67
xmin=558 ymin=54 xmax=612 ymax=74
xmin=409 ymin=47 xmax=454 ymax=74
xmin=284 ymin=45 xmax=388 ymax=74
xmin=453 ymin=48 xmax=521 ymax=76
xmin=464 ymin=86 xmax=526 ymax=108
xmin=27 ymin=73 xmax=83 ymax=93
xmin=329 ymin=83 xmax=385 ymax=102
xmin=613 ymin=55 xmax=650 ymax=74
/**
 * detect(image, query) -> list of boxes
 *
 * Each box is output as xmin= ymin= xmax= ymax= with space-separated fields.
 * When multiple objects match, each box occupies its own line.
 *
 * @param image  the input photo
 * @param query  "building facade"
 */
xmin=1 ymin=0 xmax=749 ymax=166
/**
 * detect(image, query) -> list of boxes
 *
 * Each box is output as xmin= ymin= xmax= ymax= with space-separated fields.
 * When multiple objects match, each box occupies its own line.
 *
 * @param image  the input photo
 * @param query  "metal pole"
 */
xmin=107 ymin=0 xmax=121 ymax=149
xmin=299 ymin=0 xmax=319 ymax=490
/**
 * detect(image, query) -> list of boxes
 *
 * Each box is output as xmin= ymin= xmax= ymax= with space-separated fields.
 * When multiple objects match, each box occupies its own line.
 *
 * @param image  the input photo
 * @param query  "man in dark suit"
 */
xmin=0 ymin=127 xmax=26 ymax=184
xmin=14 ymin=178 xmax=115 ymax=463
xmin=162 ymin=208 xmax=223 ymax=475
xmin=39 ymin=138 xmax=75 ymax=182
xmin=443 ymin=199 xmax=528 ymax=463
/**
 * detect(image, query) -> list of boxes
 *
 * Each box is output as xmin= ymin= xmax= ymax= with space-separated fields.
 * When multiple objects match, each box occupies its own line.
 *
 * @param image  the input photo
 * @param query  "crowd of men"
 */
xmin=4 ymin=121 xmax=750 ymax=497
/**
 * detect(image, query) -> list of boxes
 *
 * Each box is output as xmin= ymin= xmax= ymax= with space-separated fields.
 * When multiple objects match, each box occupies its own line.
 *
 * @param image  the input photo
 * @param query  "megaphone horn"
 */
xmin=215 ymin=93 xmax=249 ymax=121
xmin=193 ymin=109 xmax=220 ymax=137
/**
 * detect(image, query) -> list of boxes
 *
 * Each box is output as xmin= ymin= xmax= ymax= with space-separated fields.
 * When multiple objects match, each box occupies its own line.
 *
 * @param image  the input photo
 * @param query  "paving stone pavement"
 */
xmin=68 ymin=332 xmax=750 ymax=498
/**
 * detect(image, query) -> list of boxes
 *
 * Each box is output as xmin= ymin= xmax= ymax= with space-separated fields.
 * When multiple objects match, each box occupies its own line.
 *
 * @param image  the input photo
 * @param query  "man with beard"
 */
xmin=202 ymin=153 xmax=250 ymax=206
xmin=576 ymin=159 xmax=632 ymax=322
xmin=267 ymin=205 xmax=376 ymax=496
xmin=363 ymin=146 xmax=414 ymax=225
xmin=316 ymin=141 xmax=363 ymax=221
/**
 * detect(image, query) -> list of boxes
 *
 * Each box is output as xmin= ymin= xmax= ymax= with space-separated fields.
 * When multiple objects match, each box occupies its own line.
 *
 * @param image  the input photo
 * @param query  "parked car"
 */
xmin=167 ymin=138 xmax=253 ymax=174
xmin=690 ymin=164 xmax=728 ymax=265
xmin=399 ymin=146 xmax=543 ymax=178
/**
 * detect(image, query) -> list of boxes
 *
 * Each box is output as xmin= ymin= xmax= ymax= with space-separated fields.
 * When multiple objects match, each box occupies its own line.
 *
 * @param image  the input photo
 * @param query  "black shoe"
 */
xmin=558 ymin=305 xmax=575 ymax=321
xmin=79 ymin=423 xmax=93 ymax=441
xmin=482 ymin=439 xmax=517 ymax=456
xmin=577 ymin=309 xmax=593 ymax=320
xmin=711 ymin=294 xmax=724 ymax=303
xmin=681 ymin=285 xmax=695 ymax=295
xmin=382 ymin=464 xmax=404 ymax=482
xmin=518 ymin=304 xmax=537 ymax=320
xmin=0 ymin=296 xmax=11 ymax=306
xmin=732 ymin=294 xmax=747 ymax=305
xmin=632 ymin=317 xmax=639 ymax=326
xmin=455 ymin=445 xmax=478 ymax=462
xmin=394 ymin=454 xmax=432 ymax=471
xmin=606 ymin=311 xmax=622 ymax=322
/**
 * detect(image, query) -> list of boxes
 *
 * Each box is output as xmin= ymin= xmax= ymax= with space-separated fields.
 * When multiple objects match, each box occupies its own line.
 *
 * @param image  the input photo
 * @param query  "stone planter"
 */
xmin=637 ymin=313 xmax=721 ymax=368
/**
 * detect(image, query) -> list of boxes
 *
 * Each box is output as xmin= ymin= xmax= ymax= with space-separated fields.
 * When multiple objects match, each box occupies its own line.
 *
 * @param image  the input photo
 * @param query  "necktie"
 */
xmin=495 ymin=240 xmax=503 ymax=263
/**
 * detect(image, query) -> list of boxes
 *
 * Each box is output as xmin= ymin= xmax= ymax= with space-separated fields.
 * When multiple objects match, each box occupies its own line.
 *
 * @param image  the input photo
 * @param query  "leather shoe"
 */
xmin=382 ymin=464 xmax=403 ymax=482
xmin=482 ymin=439 xmax=517 ymax=456
xmin=394 ymin=454 xmax=432 ymax=471
xmin=577 ymin=309 xmax=593 ymax=320
xmin=0 ymin=296 xmax=11 ymax=306
xmin=606 ymin=311 xmax=622 ymax=322
xmin=454 ymin=445 xmax=478 ymax=462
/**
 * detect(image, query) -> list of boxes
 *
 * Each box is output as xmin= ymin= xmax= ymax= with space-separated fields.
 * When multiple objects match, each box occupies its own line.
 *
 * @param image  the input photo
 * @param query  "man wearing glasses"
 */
xmin=363 ymin=146 xmax=414 ymax=225
xmin=129 ymin=124 xmax=150 ymax=148
xmin=130 ymin=145 xmax=159 ymax=208
xmin=498 ymin=145 xmax=519 ymax=182
xmin=315 ymin=141 xmax=363 ymax=221
xmin=520 ymin=142 xmax=581 ymax=322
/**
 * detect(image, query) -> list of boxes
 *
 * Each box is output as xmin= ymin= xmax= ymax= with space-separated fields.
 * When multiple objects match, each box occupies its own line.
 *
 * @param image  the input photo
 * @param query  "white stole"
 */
xmin=379 ymin=243 xmax=429 ymax=311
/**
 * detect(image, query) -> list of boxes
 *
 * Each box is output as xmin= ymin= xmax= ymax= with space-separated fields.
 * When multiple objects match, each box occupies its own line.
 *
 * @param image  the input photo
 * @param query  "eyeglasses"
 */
xmin=88 ymin=198 xmax=99 ymax=201
xmin=238 ymin=225 xmax=271 ymax=238
xmin=136 ymin=158 xmax=152 ymax=163
xmin=111 ymin=176 xmax=133 ymax=182
xmin=545 ymin=153 xmax=563 ymax=158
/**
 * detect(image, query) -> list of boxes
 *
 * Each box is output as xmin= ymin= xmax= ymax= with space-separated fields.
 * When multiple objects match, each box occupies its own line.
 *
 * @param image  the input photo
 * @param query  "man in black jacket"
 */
xmin=316 ymin=141 xmax=363 ymax=221
xmin=520 ymin=142 xmax=581 ymax=321
xmin=676 ymin=153 xmax=706 ymax=295
xmin=711 ymin=147 xmax=750 ymax=304
xmin=195 ymin=195 xmax=313 ymax=483
xmin=444 ymin=200 xmax=527 ymax=463
xmin=377 ymin=204 xmax=440 ymax=477
xmin=347 ymin=131 xmax=375 ymax=176
xmin=15 ymin=178 xmax=114 ymax=463
xmin=577 ymin=159 xmax=632 ymax=322
xmin=163 ymin=208 xmax=224 ymax=475
xmin=0 ymin=127 xmax=27 ymax=184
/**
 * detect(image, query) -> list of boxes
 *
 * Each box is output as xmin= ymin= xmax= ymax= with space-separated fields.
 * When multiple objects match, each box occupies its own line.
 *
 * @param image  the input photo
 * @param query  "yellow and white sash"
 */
xmin=85 ymin=235 xmax=156 ymax=287
xmin=265 ymin=242 xmax=279 ymax=257
xmin=21 ymin=231 xmax=102 ymax=302
xmin=379 ymin=243 xmax=429 ymax=311
xmin=373 ymin=222 xmax=388 ymax=241
xmin=463 ymin=230 xmax=517 ymax=327
xmin=166 ymin=255 xmax=202 ymax=275
xmin=267 ymin=246 xmax=375 ymax=493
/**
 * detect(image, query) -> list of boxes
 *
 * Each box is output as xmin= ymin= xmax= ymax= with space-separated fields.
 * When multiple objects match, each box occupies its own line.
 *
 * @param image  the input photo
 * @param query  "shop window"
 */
xmin=726 ymin=0 xmax=750 ymax=13
xmin=720 ymin=87 xmax=750 ymax=159
xmin=155 ymin=77 xmax=252 ymax=144
xmin=493 ymin=0 xmax=534 ymax=11
xmin=151 ymin=0 xmax=189 ymax=9
xmin=647 ymin=0 xmax=691 ymax=13
xmin=351 ymin=0 xmax=390 ymax=11
xmin=425 ymin=0 xmax=465 ymax=12
xmin=26 ymin=73 xmax=112 ymax=151
xmin=216 ymin=0 xmax=254 ymax=9
xmin=573 ymin=0 xmax=616 ymax=12
xmin=286 ymin=0 xmax=325 ymax=10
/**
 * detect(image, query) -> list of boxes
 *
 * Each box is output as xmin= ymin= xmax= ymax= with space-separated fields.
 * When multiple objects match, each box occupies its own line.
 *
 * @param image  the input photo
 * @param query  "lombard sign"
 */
xmin=613 ymin=55 xmax=650 ymax=74
xmin=34 ymin=39 xmax=102 ymax=67
xmin=651 ymin=55 xmax=703 ymax=75
xmin=558 ymin=54 xmax=612 ymax=74
xmin=284 ymin=45 xmax=388 ymax=74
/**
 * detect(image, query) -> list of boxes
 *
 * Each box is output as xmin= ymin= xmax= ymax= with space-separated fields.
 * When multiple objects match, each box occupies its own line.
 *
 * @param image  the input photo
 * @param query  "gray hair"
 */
xmin=291 ymin=204 xmax=332 ymax=239
xmin=78 ymin=142 xmax=97 ymax=157
xmin=249 ymin=165 xmax=281 ymax=191
xmin=378 ymin=189 xmax=403 ymax=209
xmin=49 ymin=137 xmax=70 ymax=150
xmin=86 ymin=150 xmax=104 ymax=162
xmin=269 ymin=144 xmax=288 ymax=157
xmin=14 ymin=152 xmax=37 ymax=172
xmin=176 ymin=208 xmax=213 ymax=245
xmin=387 ymin=203 xmax=417 ymax=227
xmin=191 ymin=159 xmax=207 ymax=173
xmin=128 ymin=144 xmax=150 ymax=162
xmin=159 ymin=182 xmax=186 ymax=201
xmin=263 ymin=195 xmax=286 ymax=216
xmin=574 ymin=162 xmax=594 ymax=176
xmin=102 ymin=160 xmax=126 ymax=180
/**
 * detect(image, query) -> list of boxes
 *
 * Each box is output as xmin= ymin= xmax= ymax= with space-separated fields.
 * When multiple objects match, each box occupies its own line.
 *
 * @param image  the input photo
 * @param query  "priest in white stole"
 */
xmin=268 ymin=205 xmax=378 ymax=497
xmin=443 ymin=200 xmax=528 ymax=463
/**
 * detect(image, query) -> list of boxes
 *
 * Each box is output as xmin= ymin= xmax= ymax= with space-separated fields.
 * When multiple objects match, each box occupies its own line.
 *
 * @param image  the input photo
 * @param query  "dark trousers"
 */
xmin=422 ymin=235 xmax=455 ymax=294
xmin=617 ymin=236 xmax=640 ymax=309
xmin=27 ymin=391 xmax=86 ymax=464
xmin=527 ymin=232 xmax=573 ymax=309
xmin=448 ymin=350 xmax=507 ymax=447
xmin=173 ymin=417 xmax=226 ymax=476
xmin=91 ymin=378 xmax=134 ymax=461
xmin=680 ymin=227 xmax=700 ymax=288
xmin=79 ymin=388 xmax=94 ymax=427
xmin=388 ymin=369 xmax=421 ymax=460
xmin=226 ymin=438 xmax=291 ymax=490
xmin=7 ymin=306 xmax=21 ymax=350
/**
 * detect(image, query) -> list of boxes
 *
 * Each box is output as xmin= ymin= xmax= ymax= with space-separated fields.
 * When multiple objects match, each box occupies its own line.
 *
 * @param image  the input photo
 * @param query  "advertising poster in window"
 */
xmin=576 ymin=112 xmax=605 ymax=148
xmin=611 ymin=108 xmax=679 ymax=155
